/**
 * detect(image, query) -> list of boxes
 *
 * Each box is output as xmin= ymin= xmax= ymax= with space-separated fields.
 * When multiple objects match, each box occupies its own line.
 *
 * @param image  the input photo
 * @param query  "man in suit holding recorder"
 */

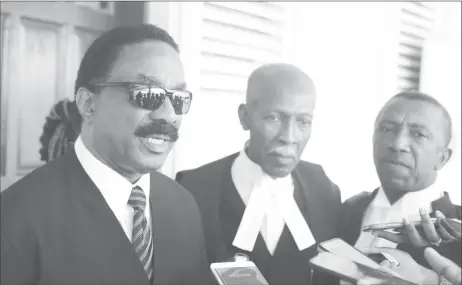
xmin=338 ymin=91 xmax=461 ymax=269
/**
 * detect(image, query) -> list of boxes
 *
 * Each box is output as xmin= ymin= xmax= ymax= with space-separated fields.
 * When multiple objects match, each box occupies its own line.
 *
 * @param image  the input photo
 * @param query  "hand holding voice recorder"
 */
xmin=210 ymin=254 xmax=269 ymax=285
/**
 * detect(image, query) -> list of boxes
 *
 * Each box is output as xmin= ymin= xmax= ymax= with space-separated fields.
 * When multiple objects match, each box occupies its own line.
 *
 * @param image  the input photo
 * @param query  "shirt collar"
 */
xmin=232 ymin=142 xmax=293 ymax=191
xmin=374 ymin=182 xmax=444 ymax=219
xmin=74 ymin=136 xmax=150 ymax=212
xmin=234 ymin=147 xmax=265 ymax=184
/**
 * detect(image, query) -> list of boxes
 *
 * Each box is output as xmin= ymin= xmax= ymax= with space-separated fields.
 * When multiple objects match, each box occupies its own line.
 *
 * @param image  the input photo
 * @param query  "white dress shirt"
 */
xmin=355 ymin=183 xmax=444 ymax=248
xmin=74 ymin=136 xmax=151 ymax=242
xmin=231 ymin=146 xmax=315 ymax=255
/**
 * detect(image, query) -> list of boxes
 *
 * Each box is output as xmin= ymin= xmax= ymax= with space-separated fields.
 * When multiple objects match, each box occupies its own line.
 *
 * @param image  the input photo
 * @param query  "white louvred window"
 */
xmin=397 ymin=1 xmax=437 ymax=91
xmin=199 ymin=2 xmax=287 ymax=97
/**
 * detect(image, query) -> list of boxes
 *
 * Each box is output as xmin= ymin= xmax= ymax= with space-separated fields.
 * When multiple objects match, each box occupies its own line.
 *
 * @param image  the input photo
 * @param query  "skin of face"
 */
xmin=373 ymin=98 xmax=452 ymax=196
xmin=76 ymin=41 xmax=186 ymax=182
xmin=238 ymin=87 xmax=316 ymax=178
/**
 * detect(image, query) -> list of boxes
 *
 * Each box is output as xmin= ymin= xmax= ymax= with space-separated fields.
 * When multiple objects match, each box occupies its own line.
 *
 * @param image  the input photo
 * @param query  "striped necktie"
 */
xmin=128 ymin=186 xmax=154 ymax=280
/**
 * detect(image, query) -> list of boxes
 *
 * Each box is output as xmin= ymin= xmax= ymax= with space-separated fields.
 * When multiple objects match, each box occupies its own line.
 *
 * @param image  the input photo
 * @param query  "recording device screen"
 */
xmin=309 ymin=252 xmax=417 ymax=285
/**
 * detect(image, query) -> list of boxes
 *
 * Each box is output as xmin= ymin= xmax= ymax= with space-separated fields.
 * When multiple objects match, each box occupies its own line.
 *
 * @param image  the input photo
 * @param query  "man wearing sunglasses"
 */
xmin=176 ymin=63 xmax=342 ymax=285
xmin=1 ymin=24 xmax=209 ymax=285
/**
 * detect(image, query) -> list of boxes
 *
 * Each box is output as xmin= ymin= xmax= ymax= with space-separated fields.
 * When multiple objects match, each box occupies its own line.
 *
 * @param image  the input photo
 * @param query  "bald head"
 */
xmin=246 ymin=63 xmax=316 ymax=106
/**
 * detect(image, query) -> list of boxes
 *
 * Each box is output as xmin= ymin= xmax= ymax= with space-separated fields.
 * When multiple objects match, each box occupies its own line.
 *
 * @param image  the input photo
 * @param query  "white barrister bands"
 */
xmin=232 ymin=175 xmax=316 ymax=252
xmin=274 ymin=189 xmax=316 ymax=250
xmin=232 ymin=177 xmax=274 ymax=252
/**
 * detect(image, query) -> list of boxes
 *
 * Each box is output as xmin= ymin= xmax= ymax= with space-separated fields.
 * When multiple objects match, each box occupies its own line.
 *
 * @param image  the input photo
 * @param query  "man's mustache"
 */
xmin=134 ymin=119 xmax=179 ymax=142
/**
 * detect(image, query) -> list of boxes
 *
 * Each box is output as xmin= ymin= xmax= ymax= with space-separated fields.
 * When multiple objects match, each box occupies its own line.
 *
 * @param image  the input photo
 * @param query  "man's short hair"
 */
xmin=245 ymin=63 xmax=315 ymax=105
xmin=74 ymin=24 xmax=179 ymax=96
xmin=376 ymin=90 xmax=453 ymax=147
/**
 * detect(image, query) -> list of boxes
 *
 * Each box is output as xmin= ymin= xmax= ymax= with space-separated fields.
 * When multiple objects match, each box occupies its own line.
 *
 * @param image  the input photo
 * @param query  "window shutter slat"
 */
xmin=202 ymin=19 xmax=283 ymax=52
xmin=203 ymin=2 xmax=284 ymax=37
xmin=397 ymin=1 xmax=436 ymax=91
xmin=200 ymin=52 xmax=261 ymax=77
xmin=402 ymin=1 xmax=436 ymax=23
xmin=398 ymin=43 xmax=422 ymax=57
xmin=199 ymin=2 xmax=286 ymax=96
xmin=206 ymin=2 xmax=285 ymax=22
xmin=201 ymin=38 xmax=281 ymax=63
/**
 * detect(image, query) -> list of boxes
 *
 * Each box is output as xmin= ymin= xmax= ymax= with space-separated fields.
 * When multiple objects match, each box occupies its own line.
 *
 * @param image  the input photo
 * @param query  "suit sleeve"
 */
xmin=185 ymin=198 xmax=215 ymax=285
xmin=311 ymin=169 xmax=342 ymax=285
xmin=324 ymin=172 xmax=343 ymax=240
xmin=336 ymin=200 xmax=351 ymax=239
xmin=425 ymin=204 xmax=461 ymax=267
xmin=1 ymin=229 xmax=34 ymax=285
xmin=191 ymin=217 xmax=215 ymax=285
xmin=332 ymin=182 xmax=342 ymax=222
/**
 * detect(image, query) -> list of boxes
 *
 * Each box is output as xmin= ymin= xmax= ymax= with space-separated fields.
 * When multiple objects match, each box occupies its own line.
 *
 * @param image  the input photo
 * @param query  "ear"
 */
xmin=435 ymin=148 xmax=452 ymax=170
xmin=238 ymin=103 xmax=250 ymax=131
xmin=75 ymin=87 xmax=97 ymax=123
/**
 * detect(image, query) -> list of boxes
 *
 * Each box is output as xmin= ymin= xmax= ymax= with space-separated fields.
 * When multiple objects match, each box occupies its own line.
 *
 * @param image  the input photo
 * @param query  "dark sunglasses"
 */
xmin=91 ymin=82 xmax=193 ymax=115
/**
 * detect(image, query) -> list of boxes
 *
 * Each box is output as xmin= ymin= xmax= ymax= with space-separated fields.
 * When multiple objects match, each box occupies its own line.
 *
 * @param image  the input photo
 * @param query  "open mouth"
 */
xmin=142 ymin=134 xmax=171 ymax=153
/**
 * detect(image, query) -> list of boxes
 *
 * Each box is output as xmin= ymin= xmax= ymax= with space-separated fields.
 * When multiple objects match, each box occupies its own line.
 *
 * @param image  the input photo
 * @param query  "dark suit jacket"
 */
xmin=1 ymin=149 xmax=210 ymax=285
xmin=176 ymin=153 xmax=342 ymax=285
xmin=339 ymin=188 xmax=462 ymax=268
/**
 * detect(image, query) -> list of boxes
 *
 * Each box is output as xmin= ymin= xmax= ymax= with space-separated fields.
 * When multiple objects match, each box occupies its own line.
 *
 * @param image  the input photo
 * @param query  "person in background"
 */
xmin=176 ymin=63 xmax=342 ymax=285
xmin=339 ymin=91 xmax=461 ymax=270
xmin=39 ymin=98 xmax=82 ymax=162
xmin=1 ymin=24 xmax=209 ymax=285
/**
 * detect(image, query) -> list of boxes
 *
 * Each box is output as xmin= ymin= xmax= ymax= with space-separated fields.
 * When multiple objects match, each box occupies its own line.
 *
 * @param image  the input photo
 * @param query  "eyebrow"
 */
xmin=379 ymin=120 xmax=431 ymax=132
xmin=136 ymin=74 xmax=160 ymax=85
xmin=379 ymin=120 xmax=398 ymax=126
xmin=136 ymin=74 xmax=187 ymax=90
xmin=266 ymin=109 xmax=313 ymax=117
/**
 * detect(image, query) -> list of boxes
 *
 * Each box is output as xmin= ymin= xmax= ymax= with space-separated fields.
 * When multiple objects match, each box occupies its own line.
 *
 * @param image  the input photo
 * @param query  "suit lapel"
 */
xmin=149 ymin=173 xmax=184 ymax=285
xmin=219 ymin=168 xmax=245 ymax=251
xmin=292 ymin=166 xmax=335 ymax=242
xmin=342 ymin=188 xmax=378 ymax=244
xmin=68 ymin=149 xmax=149 ymax=285
xmin=430 ymin=192 xmax=459 ymax=218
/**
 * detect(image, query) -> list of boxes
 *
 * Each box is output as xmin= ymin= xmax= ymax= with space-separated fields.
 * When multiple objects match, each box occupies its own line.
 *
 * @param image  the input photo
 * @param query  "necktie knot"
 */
xmin=128 ymin=186 xmax=146 ymax=211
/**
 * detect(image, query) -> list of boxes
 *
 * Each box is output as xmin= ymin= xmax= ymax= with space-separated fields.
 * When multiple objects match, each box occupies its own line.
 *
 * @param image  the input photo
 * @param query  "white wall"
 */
xmin=420 ymin=2 xmax=461 ymax=204
xmin=291 ymin=3 xmax=403 ymax=200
